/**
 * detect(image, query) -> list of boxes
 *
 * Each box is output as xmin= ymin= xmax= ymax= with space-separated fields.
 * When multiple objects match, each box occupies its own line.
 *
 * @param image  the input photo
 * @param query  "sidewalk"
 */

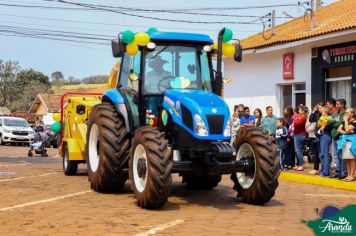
xmin=279 ymin=167 xmax=356 ymax=192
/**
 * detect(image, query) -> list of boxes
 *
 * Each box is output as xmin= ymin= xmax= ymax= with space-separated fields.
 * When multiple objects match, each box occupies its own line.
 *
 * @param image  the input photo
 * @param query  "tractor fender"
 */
xmin=102 ymin=88 xmax=131 ymax=132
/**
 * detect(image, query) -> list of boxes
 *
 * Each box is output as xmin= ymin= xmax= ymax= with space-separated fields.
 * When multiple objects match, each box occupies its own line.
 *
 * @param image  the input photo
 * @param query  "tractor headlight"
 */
xmin=224 ymin=121 xmax=231 ymax=137
xmin=194 ymin=114 xmax=208 ymax=136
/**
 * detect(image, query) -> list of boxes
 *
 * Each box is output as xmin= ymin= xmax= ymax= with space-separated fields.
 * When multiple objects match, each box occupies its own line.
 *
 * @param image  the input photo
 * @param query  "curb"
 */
xmin=279 ymin=172 xmax=356 ymax=192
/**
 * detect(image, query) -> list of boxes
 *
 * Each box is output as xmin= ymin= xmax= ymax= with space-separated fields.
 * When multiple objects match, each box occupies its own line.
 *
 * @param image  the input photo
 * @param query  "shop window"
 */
xmin=279 ymin=83 xmax=306 ymax=115
xmin=325 ymin=66 xmax=352 ymax=107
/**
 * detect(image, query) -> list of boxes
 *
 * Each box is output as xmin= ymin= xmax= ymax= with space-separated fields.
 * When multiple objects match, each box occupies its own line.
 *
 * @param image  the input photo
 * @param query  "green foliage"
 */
xmin=0 ymin=59 xmax=51 ymax=112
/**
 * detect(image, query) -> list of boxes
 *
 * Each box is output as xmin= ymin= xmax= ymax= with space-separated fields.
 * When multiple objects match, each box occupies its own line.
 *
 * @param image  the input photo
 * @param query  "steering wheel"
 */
xmin=157 ymin=76 xmax=175 ymax=93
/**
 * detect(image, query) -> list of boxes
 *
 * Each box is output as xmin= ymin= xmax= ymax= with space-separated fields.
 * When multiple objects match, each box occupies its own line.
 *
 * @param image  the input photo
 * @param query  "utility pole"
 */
xmin=309 ymin=0 xmax=315 ymax=30
xmin=271 ymin=10 xmax=276 ymax=37
xmin=316 ymin=0 xmax=322 ymax=9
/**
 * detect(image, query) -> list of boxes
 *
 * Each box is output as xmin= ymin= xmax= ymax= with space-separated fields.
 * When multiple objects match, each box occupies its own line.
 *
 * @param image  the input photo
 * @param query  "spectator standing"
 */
xmin=228 ymin=105 xmax=240 ymax=143
xmin=276 ymin=118 xmax=288 ymax=170
xmin=326 ymin=98 xmax=337 ymax=114
xmin=284 ymin=106 xmax=295 ymax=169
xmin=317 ymin=106 xmax=333 ymax=176
xmin=327 ymin=99 xmax=348 ymax=179
xmin=261 ymin=106 xmax=277 ymax=136
xmin=326 ymin=98 xmax=338 ymax=175
xmin=237 ymin=104 xmax=244 ymax=119
xmin=337 ymin=108 xmax=356 ymax=181
xmin=293 ymin=106 xmax=307 ymax=171
xmin=254 ymin=108 xmax=262 ymax=127
xmin=240 ymin=107 xmax=255 ymax=126
xmin=307 ymin=103 xmax=323 ymax=175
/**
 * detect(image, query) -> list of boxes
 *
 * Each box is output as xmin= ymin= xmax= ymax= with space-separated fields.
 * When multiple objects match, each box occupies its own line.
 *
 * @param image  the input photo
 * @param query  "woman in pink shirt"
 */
xmin=293 ymin=106 xmax=307 ymax=171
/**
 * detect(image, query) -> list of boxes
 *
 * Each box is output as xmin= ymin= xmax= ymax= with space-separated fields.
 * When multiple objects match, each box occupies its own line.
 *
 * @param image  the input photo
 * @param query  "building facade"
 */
xmin=223 ymin=0 xmax=356 ymax=116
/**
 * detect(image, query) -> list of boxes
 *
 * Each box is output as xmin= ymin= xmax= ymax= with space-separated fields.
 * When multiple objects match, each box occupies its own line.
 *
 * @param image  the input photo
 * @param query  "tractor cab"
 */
xmin=111 ymin=31 xmax=240 ymax=132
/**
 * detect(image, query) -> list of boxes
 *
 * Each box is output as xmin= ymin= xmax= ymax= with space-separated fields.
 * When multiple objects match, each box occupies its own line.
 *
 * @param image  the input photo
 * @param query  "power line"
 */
xmin=0 ymin=2 xmax=98 ymax=10
xmin=0 ymin=13 xmax=258 ymax=33
xmin=51 ymin=0 xmax=261 ymax=24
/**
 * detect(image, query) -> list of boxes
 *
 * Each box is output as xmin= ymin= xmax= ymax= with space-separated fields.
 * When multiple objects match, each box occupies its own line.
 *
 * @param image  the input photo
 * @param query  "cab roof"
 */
xmin=148 ymin=31 xmax=213 ymax=44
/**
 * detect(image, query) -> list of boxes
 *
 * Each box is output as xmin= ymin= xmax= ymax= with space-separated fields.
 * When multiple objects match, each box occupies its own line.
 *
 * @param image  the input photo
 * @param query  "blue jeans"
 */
xmin=294 ymin=134 xmax=306 ymax=166
xmin=335 ymin=140 xmax=348 ymax=177
xmin=319 ymin=132 xmax=331 ymax=176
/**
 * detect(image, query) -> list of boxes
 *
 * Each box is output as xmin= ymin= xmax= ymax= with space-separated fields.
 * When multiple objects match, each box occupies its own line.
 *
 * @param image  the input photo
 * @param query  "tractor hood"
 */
xmin=162 ymin=89 xmax=230 ymax=140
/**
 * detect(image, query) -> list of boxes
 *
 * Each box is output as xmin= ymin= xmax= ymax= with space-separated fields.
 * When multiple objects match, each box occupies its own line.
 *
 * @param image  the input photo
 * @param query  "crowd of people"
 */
xmin=229 ymin=98 xmax=356 ymax=182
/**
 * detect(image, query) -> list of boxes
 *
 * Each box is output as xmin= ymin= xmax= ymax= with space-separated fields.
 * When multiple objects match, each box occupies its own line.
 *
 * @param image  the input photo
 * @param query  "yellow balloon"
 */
xmin=126 ymin=42 xmax=138 ymax=55
xmin=212 ymin=42 xmax=218 ymax=50
xmin=135 ymin=32 xmax=150 ymax=46
xmin=222 ymin=43 xmax=235 ymax=58
xmin=53 ymin=113 xmax=61 ymax=122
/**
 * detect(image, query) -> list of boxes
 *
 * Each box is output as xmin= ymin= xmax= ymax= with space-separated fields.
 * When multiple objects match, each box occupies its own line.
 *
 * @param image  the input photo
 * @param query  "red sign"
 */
xmin=283 ymin=53 xmax=294 ymax=80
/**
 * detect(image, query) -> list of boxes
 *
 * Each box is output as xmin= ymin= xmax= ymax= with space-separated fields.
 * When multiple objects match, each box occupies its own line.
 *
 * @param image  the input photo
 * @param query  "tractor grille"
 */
xmin=181 ymin=105 xmax=193 ymax=130
xmin=206 ymin=115 xmax=224 ymax=134
xmin=12 ymin=131 xmax=29 ymax=136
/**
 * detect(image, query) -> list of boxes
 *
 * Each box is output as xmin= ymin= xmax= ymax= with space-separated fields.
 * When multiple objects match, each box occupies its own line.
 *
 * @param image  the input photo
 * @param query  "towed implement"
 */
xmin=60 ymin=28 xmax=280 ymax=209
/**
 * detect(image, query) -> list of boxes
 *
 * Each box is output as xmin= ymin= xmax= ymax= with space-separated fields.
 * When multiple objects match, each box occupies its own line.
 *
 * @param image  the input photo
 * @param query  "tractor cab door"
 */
xmin=117 ymin=53 xmax=140 ymax=130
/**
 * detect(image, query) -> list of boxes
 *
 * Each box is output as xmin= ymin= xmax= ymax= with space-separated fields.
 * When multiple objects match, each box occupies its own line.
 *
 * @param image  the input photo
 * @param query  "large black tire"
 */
xmin=62 ymin=145 xmax=78 ymax=175
xmin=129 ymin=126 xmax=172 ymax=209
xmin=182 ymin=174 xmax=221 ymax=190
xmin=231 ymin=126 xmax=280 ymax=205
xmin=86 ymin=102 xmax=130 ymax=192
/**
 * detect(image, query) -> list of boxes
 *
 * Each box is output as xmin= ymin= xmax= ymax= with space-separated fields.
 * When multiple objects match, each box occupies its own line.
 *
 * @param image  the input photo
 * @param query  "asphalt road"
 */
xmin=0 ymin=145 xmax=355 ymax=236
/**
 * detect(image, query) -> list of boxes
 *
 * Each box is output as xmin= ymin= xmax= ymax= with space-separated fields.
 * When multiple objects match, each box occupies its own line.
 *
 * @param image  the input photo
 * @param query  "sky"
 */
xmin=0 ymin=0 xmax=336 ymax=80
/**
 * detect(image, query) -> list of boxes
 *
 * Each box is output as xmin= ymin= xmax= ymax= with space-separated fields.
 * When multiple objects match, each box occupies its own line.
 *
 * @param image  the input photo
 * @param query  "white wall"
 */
xmin=223 ymin=45 xmax=312 ymax=117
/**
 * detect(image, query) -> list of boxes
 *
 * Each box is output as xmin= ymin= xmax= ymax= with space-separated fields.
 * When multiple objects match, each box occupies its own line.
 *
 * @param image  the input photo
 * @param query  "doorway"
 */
xmin=325 ymin=66 xmax=352 ymax=106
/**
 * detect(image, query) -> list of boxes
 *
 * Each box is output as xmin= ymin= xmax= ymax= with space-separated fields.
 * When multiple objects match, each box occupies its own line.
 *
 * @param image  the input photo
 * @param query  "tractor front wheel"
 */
xmin=86 ymin=102 xmax=130 ymax=192
xmin=129 ymin=126 xmax=172 ymax=209
xmin=231 ymin=126 xmax=280 ymax=205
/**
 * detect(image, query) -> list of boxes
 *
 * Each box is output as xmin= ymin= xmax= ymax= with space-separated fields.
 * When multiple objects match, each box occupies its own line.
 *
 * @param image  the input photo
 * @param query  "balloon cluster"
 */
xmin=212 ymin=28 xmax=236 ymax=58
xmin=51 ymin=113 xmax=61 ymax=133
xmin=120 ymin=27 xmax=158 ymax=55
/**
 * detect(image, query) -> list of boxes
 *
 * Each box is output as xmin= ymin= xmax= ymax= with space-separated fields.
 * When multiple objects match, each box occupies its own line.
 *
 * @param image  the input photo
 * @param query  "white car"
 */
xmin=0 ymin=116 xmax=35 ymax=145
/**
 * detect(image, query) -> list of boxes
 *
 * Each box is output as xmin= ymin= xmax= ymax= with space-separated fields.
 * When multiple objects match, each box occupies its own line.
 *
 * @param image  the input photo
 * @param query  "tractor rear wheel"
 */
xmin=231 ymin=126 xmax=280 ymax=205
xmin=129 ymin=126 xmax=172 ymax=209
xmin=182 ymin=174 xmax=221 ymax=190
xmin=86 ymin=102 xmax=130 ymax=192
xmin=62 ymin=145 xmax=78 ymax=175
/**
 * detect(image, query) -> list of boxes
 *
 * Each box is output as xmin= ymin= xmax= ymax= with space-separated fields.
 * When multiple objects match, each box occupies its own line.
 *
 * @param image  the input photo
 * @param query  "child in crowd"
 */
xmin=317 ymin=107 xmax=333 ymax=135
xmin=317 ymin=106 xmax=333 ymax=176
xmin=276 ymin=118 xmax=288 ymax=170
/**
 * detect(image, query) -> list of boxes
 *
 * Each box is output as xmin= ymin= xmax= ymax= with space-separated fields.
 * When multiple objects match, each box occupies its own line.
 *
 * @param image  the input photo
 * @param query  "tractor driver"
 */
xmin=144 ymin=55 xmax=172 ymax=93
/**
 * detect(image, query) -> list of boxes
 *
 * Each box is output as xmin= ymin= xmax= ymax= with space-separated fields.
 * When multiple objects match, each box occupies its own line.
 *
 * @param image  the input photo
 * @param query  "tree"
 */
xmin=0 ymin=60 xmax=21 ymax=107
xmin=17 ymin=69 xmax=50 ymax=89
xmin=51 ymin=71 xmax=64 ymax=81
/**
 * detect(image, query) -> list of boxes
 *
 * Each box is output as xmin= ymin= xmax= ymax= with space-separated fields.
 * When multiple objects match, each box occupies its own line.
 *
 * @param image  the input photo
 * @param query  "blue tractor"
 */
xmin=86 ymin=28 xmax=280 ymax=209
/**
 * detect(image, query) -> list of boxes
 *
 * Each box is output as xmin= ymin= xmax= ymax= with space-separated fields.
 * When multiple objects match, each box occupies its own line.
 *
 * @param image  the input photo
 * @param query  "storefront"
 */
xmin=311 ymin=41 xmax=356 ymax=107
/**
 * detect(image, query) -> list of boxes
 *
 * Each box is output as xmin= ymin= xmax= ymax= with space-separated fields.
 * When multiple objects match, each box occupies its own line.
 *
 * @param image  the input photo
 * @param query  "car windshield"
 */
xmin=143 ymin=45 xmax=212 ymax=94
xmin=3 ymin=118 xmax=30 ymax=127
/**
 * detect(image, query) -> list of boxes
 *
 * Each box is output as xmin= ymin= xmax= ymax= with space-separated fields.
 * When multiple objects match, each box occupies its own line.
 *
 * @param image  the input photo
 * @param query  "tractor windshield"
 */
xmin=143 ymin=45 xmax=212 ymax=94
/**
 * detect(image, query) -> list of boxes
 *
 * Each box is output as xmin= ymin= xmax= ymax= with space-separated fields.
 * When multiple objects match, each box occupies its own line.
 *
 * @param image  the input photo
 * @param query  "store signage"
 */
xmin=283 ymin=53 xmax=294 ymax=80
xmin=322 ymin=45 xmax=356 ymax=64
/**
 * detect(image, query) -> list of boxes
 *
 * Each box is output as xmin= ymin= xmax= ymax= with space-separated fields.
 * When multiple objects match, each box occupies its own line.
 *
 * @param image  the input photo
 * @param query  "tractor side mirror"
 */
xmin=234 ymin=44 xmax=243 ymax=62
xmin=111 ymin=38 xmax=125 ymax=58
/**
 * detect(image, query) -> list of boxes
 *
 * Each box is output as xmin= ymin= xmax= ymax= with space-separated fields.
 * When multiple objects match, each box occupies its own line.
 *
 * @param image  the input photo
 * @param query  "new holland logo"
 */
xmin=305 ymin=205 xmax=356 ymax=236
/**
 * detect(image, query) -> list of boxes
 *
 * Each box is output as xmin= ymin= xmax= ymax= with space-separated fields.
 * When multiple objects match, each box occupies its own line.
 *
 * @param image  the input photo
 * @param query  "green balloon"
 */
xmin=51 ymin=122 xmax=61 ymax=133
xmin=121 ymin=30 xmax=135 ymax=44
xmin=147 ymin=27 xmax=158 ymax=34
xmin=222 ymin=28 xmax=233 ymax=43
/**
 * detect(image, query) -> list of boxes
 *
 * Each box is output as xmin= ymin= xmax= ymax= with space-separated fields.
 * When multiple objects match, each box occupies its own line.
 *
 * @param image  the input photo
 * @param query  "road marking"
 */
xmin=134 ymin=219 xmax=185 ymax=236
xmin=302 ymin=193 xmax=356 ymax=198
xmin=0 ymin=190 xmax=93 ymax=212
xmin=0 ymin=172 xmax=58 ymax=182
xmin=0 ymin=161 xmax=31 ymax=167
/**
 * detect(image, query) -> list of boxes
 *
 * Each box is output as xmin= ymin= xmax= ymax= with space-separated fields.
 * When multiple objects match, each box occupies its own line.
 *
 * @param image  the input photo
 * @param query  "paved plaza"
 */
xmin=0 ymin=145 xmax=355 ymax=236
